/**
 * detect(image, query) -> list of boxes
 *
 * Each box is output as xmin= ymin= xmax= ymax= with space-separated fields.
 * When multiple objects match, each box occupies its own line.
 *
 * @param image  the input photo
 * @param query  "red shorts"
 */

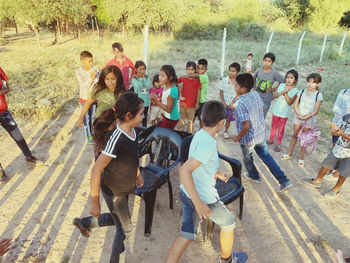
xmin=159 ymin=115 xmax=179 ymax=130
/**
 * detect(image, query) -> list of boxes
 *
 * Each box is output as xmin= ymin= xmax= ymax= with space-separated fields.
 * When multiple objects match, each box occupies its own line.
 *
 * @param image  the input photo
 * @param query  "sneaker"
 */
xmin=279 ymin=181 xmax=293 ymax=193
xmin=303 ymin=178 xmax=321 ymax=188
xmin=243 ymin=172 xmax=261 ymax=184
xmin=223 ymin=132 xmax=229 ymax=139
xmin=1 ymin=173 xmax=8 ymax=184
xmin=324 ymin=189 xmax=339 ymax=200
xmin=26 ymin=156 xmax=44 ymax=166
xmin=219 ymin=252 xmax=248 ymax=263
xmin=73 ymin=218 xmax=91 ymax=237
xmin=323 ymin=172 xmax=339 ymax=182
xmin=273 ymin=145 xmax=281 ymax=152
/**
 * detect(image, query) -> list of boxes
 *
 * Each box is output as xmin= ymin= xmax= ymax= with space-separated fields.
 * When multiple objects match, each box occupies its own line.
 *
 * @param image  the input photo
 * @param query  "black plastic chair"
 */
xmin=180 ymin=135 xmax=244 ymax=242
xmin=134 ymin=127 xmax=182 ymax=236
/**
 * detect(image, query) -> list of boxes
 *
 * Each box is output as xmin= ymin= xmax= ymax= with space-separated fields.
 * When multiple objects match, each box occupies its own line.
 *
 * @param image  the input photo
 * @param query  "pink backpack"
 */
xmin=298 ymin=120 xmax=321 ymax=154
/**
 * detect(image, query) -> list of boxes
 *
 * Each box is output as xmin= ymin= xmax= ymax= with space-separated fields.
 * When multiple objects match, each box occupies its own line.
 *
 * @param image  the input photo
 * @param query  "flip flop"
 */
xmin=280 ymin=154 xmax=290 ymax=160
xmin=303 ymin=178 xmax=321 ymax=188
xmin=274 ymin=145 xmax=281 ymax=152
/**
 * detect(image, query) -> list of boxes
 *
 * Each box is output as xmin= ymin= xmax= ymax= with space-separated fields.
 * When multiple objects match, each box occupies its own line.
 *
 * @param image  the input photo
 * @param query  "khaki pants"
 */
xmin=178 ymin=107 xmax=195 ymax=133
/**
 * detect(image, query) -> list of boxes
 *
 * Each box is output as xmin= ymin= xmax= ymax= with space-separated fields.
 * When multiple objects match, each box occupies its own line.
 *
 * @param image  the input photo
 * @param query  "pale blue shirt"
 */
xmin=272 ymin=84 xmax=299 ymax=118
xmin=180 ymin=129 xmax=219 ymax=204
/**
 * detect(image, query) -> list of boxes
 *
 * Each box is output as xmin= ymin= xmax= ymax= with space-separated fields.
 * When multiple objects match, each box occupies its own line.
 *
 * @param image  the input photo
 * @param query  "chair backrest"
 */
xmin=139 ymin=127 xmax=182 ymax=167
xmin=180 ymin=135 xmax=194 ymax=164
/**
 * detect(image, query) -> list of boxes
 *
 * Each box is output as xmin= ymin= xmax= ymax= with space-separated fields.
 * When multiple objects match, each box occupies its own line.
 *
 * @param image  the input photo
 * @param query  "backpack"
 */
xmin=298 ymin=89 xmax=320 ymax=105
xmin=297 ymin=117 xmax=321 ymax=154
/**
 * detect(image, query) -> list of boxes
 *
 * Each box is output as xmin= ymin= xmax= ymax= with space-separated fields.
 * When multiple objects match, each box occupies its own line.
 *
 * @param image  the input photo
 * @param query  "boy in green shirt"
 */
xmin=195 ymin=58 xmax=209 ymax=128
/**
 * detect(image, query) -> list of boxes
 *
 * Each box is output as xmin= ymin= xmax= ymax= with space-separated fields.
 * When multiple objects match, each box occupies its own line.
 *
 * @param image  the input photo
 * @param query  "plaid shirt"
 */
xmin=234 ymin=91 xmax=266 ymax=145
xmin=332 ymin=89 xmax=350 ymax=126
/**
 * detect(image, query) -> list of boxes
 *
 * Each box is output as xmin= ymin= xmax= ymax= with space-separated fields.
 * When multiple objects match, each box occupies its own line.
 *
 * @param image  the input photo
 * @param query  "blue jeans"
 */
xmin=80 ymin=102 xmax=97 ymax=141
xmin=81 ymin=191 xmax=131 ymax=263
xmin=263 ymin=101 xmax=271 ymax=119
xmin=179 ymin=190 xmax=236 ymax=241
xmin=240 ymin=142 xmax=289 ymax=185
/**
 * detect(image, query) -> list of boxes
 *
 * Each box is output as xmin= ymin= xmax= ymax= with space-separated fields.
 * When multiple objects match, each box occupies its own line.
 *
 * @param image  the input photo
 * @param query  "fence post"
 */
xmin=266 ymin=30 xmax=274 ymax=53
xmin=339 ymin=31 xmax=348 ymax=56
xmin=220 ymin=27 xmax=227 ymax=79
xmin=143 ymin=25 xmax=149 ymax=68
xmin=319 ymin=32 xmax=328 ymax=62
xmin=296 ymin=31 xmax=306 ymax=65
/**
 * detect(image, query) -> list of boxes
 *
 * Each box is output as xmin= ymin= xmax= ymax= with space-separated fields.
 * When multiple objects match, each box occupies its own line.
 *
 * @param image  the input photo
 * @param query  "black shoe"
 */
xmin=1 ymin=173 xmax=8 ymax=184
xmin=73 ymin=218 xmax=91 ymax=237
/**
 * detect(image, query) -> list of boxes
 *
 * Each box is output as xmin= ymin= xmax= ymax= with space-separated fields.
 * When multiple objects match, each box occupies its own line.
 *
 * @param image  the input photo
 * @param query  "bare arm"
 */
xmin=293 ymin=96 xmax=301 ymax=116
xmin=90 ymin=154 xmax=113 ymax=217
xmin=153 ymin=94 xmax=175 ymax=113
xmin=183 ymin=73 xmax=199 ymax=79
xmin=0 ymin=86 xmax=10 ymax=95
xmin=302 ymin=100 xmax=323 ymax=121
xmin=77 ymin=98 xmax=95 ymax=127
xmin=232 ymin=121 xmax=250 ymax=142
xmin=180 ymin=158 xmax=211 ymax=219
xmin=219 ymin=90 xmax=227 ymax=107
xmin=284 ymin=93 xmax=297 ymax=106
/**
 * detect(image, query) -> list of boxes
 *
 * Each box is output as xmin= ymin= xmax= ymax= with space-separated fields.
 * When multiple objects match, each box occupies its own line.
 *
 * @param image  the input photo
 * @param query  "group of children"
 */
xmin=0 ymin=41 xmax=348 ymax=262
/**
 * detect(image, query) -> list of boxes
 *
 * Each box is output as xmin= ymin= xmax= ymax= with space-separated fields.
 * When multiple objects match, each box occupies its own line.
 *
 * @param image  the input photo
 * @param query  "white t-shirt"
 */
xmin=294 ymin=89 xmax=323 ymax=124
xmin=245 ymin=58 xmax=252 ymax=69
xmin=219 ymin=76 xmax=236 ymax=105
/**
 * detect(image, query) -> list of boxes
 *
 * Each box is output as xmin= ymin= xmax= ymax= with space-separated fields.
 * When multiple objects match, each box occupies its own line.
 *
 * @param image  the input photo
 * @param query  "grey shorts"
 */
xmin=321 ymin=152 xmax=350 ymax=178
xmin=179 ymin=190 xmax=236 ymax=241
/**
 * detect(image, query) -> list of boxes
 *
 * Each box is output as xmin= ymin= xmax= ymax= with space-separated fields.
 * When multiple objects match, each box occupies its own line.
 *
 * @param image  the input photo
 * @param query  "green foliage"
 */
xmin=241 ymin=22 xmax=266 ymax=40
xmin=339 ymin=11 xmax=350 ymax=28
xmin=276 ymin=0 xmax=312 ymax=29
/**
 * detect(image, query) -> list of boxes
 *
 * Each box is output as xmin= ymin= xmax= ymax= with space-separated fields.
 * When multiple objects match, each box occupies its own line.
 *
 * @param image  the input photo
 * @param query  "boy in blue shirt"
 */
xmin=230 ymin=73 xmax=292 ymax=192
xmin=166 ymin=101 xmax=247 ymax=263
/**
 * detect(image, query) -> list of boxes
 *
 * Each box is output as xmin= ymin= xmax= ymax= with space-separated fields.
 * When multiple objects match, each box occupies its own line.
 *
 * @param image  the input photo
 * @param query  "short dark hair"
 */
xmin=202 ymin=100 xmax=226 ymax=127
xmin=198 ymin=58 xmax=208 ymax=68
xmin=229 ymin=62 xmax=241 ymax=72
xmin=112 ymin=42 xmax=123 ymax=52
xmin=236 ymin=73 xmax=254 ymax=91
xmin=186 ymin=61 xmax=196 ymax=69
xmin=152 ymin=74 xmax=159 ymax=85
xmin=263 ymin=52 xmax=275 ymax=62
xmin=135 ymin=60 xmax=146 ymax=69
xmin=80 ymin=50 xmax=93 ymax=60
xmin=306 ymin=73 xmax=322 ymax=83
xmin=248 ymin=53 xmax=253 ymax=57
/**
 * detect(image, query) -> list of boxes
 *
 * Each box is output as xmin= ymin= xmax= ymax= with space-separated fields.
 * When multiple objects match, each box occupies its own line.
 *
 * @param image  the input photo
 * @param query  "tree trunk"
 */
xmin=94 ymin=16 xmax=100 ymax=38
xmin=34 ymin=26 xmax=41 ymax=47
xmin=78 ymin=26 xmax=81 ymax=43
xmin=13 ymin=17 xmax=18 ymax=34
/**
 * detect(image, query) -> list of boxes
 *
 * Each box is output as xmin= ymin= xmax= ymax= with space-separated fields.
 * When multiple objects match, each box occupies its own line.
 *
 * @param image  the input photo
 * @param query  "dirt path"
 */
xmin=0 ymin=83 xmax=349 ymax=263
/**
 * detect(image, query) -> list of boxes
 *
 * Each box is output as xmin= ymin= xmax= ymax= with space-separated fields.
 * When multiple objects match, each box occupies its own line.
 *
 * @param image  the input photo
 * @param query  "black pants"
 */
xmin=82 ymin=191 xmax=131 ymax=263
xmin=142 ymin=106 xmax=149 ymax=127
xmin=0 ymin=110 xmax=32 ymax=158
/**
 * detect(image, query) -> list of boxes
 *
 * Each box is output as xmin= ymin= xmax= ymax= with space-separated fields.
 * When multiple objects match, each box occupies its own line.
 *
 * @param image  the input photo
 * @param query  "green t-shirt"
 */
xmin=199 ymin=73 xmax=209 ymax=103
xmin=89 ymin=88 xmax=116 ymax=117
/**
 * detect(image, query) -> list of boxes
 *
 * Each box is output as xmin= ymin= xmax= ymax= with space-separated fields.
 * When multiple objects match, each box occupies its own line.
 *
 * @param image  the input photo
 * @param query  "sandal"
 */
xmin=274 ymin=145 xmax=281 ymax=152
xmin=298 ymin=159 xmax=305 ymax=168
xmin=280 ymin=154 xmax=290 ymax=160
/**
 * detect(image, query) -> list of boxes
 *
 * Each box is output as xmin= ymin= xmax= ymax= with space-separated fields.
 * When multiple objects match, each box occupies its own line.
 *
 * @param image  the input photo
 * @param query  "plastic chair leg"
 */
xmin=167 ymin=179 xmax=173 ymax=209
xmin=143 ymin=189 xmax=157 ymax=237
xmin=205 ymin=219 xmax=214 ymax=243
xmin=239 ymin=195 xmax=244 ymax=220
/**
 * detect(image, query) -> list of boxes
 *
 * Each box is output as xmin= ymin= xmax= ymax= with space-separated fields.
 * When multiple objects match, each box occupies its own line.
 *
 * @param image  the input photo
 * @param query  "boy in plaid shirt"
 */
xmin=230 ymin=73 xmax=292 ymax=193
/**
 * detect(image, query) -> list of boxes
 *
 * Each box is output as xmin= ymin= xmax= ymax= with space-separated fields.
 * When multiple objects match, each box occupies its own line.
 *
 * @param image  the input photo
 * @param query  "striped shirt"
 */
xmin=234 ymin=91 xmax=266 ymax=145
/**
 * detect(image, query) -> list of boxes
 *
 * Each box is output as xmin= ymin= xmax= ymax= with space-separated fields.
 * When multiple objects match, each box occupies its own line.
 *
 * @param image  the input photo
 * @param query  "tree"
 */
xmin=339 ymin=11 xmax=350 ymax=28
xmin=276 ymin=0 xmax=312 ymax=29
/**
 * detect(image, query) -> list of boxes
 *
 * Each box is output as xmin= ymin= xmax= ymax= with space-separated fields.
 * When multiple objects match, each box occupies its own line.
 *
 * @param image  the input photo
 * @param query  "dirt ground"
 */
xmin=0 ymin=82 xmax=349 ymax=263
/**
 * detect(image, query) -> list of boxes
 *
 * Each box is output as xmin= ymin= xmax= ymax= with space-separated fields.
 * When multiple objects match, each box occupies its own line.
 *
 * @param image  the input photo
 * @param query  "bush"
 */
xmin=173 ymin=19 xmax=267 ymax=41
xmin=241 ymin=22 xmax=266 ymax=40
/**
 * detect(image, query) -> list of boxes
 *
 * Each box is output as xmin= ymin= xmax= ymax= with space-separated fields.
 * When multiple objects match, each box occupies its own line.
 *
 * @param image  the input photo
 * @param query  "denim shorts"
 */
xmin=179 ymin=190 xmax=236 ymax=240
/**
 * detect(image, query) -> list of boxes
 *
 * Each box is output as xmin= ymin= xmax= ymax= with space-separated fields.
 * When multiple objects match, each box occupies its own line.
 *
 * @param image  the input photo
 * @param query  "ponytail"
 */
xmin=93 ymin=108 xmax=118 ymax=154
